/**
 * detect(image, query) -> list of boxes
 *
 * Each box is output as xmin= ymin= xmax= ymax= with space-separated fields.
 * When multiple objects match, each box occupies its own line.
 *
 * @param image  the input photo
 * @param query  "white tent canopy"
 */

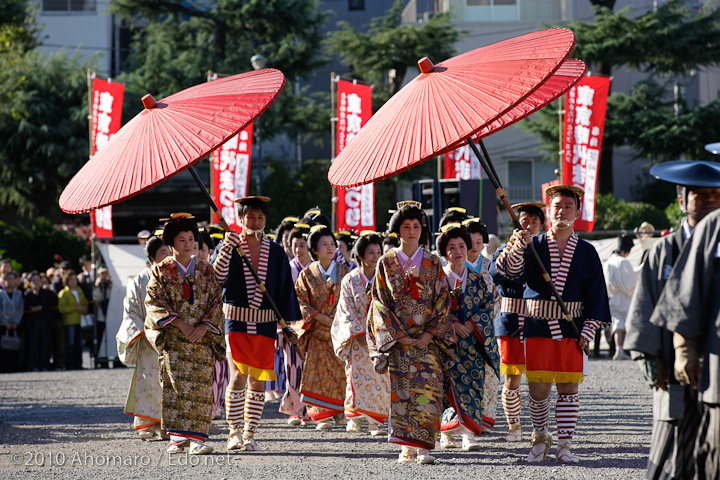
xmin=95 ymin=242 xmax=146 ymax=361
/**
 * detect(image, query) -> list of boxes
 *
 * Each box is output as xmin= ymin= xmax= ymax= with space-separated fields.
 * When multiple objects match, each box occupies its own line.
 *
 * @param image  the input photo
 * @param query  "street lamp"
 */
xmin=251 ymin=55 xmax=267 ymax=194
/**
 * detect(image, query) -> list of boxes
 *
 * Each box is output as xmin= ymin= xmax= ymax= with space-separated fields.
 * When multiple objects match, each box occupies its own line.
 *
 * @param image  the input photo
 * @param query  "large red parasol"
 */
xmin=59 ymin=69 xmax=305 ymax=356
xmin=328 ymin=28 xmax=585 ymax=188
xmin=60 ymin=69 xmax=285 ymax=214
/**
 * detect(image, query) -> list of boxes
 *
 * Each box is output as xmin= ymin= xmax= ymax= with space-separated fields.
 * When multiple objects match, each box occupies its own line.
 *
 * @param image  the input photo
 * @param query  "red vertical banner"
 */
xmin=335 ymin=79 xmax=375 ymax=232
xmin=541 ymin=179 xmax=560 ymax=231
xmin=443 ymin=143 xmax=481 ymax=180
xmin=561 ymin=76 xmax=611 ymax=232
xmin=211 ymin=124 xmax=253 ymax=231
xmin=90 ymin=77 xmax=124 ymax=238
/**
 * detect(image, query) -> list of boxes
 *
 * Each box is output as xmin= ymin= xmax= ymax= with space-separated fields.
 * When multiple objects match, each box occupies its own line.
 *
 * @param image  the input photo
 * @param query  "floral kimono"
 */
xmin=368 ymin=248 xmax=454 ymax=450
xmin=117 ymin=268 xmax=162 ymax=431
xmin=295 ymin=260 xmax=350 ymax=421
xmin=145 ymin=256 xmax=225 ymax=442
xmin=440 ymin=266 xmax=500 ymax=435
xmin=331 ymin=267 xmax=391 ymax=424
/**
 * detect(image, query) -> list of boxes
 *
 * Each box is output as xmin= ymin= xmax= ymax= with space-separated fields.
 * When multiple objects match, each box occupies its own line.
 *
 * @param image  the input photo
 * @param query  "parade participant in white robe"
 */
xmin=331 ymin=232 xmax=390 ymax=435
xmin=117 ymin=236 xmax=170 ymax=440
xmin=604 ymin=235 xmax=641 ymax=360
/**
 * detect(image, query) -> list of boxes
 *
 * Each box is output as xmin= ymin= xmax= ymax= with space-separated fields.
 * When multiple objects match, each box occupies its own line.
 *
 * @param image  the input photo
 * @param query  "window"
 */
xmin=42 ymin=0 xmax=96 ymax=12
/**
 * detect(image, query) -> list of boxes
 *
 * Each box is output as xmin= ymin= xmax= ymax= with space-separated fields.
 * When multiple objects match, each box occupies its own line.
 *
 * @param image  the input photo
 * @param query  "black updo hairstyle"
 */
xmin=307 ymin=226 xmax=336 ymax=260
xmin=288 ymin=224 xmax=312 ymax=244
xmin=436 ymin=225 xmax=472 ymax=259
xmin=388 ymin=203 xmax=430 ymax=246
xmin=615 ymin=235 xmax=634 ymax=255
xmin=162 ymin=217 xmax=199 ymax=247
xmin=464 ymin=219 xmax=489 ymax=243
xmin=303 ymin=207 xmax=330 ymax=228
xmin=144 ymin=236 xmax=166 ymax=262
xmin=438 ymin=208 xmax=468 ymax=229
xmin=275 ymin=216 xmax=298 ymax=245
xmin=351 ymin=233 xmax=383 ymax=263
xmin=336 ymin=231 xmax=355 ymax=253
xmin=382 ymin=232 xmax=400 ymax=249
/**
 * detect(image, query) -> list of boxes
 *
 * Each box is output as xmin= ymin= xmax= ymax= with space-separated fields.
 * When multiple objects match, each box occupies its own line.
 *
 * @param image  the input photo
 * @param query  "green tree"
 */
xmin=0 ymin=51 xmax=91 ymax=217
xmin=521 ymin=1 xmax=720 ymax=193
xmin=593 ymin=193 xmax=669 ymax=231
xmin=326 ymin=0 xmax=462 ymax=107
xmin=111 ymin=0 xmax=331 ymax=142
xmin=0 ymin=217 xmax=89 ymax=272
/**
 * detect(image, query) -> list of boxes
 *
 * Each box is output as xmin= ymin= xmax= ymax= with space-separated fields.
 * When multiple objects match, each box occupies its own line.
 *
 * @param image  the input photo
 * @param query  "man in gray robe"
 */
xmin=650 ymin=207 xmax=720 ymax=480
xmin=624 ymin=160 xmax=720 ymax=480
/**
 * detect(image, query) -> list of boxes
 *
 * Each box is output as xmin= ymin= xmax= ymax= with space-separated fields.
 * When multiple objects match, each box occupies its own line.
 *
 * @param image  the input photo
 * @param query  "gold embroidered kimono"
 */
xmin=145 ymin=257 xmax=225 ymax=441
xmin=369 ymin=249 xmax=454 ymax=450
xmin=331 ymin=268 xmax=391 ymax=424
xmin=294 ymin=261 xmax=349 ymax=421
xmin=117 ymin=268 xmax=161 ymax=429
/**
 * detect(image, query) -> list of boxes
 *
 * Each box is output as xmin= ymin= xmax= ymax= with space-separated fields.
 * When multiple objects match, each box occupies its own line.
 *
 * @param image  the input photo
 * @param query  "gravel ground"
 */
xmin=0 ymin=355 xmax=652 ymax=479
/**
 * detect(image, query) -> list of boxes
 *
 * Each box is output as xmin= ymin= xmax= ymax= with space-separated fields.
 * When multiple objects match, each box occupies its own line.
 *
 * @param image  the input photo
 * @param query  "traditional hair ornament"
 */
xmin=462 ymin=217 xmax=485 ymax=227
xmin=234 ymin=196 xmax=271 ymax=204
xmin=396 ymin=200 xmax=422 ymax=210
xmin=159 ymin=212 xmax=195 ymax=222
xmin=440 ymin=222 xmax=462 ymax=233
xmin=309 ymin=224 xmax=327 ymax=234
xmin=282 ymin=216 xmax=299 ymax=223
xmin=386 ymin=232 xmax=398 ymax=238
xmin=153 ymin=228 xmax=165 ymax=237
xmin=266 ymin=233 xmax=276 ymax=240
xmin=182 ymin=273 xmax=195 ymax=304
xmin=359 ymin=230 xmax=377 ymax=237
xmin=447 ymin=207 xmax=467 ymax=214
xmin=396 ymin=200 xmax=427 ymax=227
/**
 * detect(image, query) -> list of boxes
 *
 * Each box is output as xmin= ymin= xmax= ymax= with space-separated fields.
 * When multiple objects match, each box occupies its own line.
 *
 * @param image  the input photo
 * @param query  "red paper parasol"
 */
xmin=60 ymin=69 xmax=285 ymax=213
xmin=59 ymin=68 xmax=305 ymax=357
xmin=328 ymin=28 xmax=585 ymax=188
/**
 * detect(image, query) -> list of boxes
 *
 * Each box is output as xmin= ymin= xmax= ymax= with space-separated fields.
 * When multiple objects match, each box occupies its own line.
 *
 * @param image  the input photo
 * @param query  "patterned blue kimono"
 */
xmin=440 ymin=267 xmax=499 ymax=435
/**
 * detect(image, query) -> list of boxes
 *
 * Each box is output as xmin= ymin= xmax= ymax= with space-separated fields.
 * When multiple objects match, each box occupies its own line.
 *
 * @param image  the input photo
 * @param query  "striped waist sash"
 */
xmin=500 ymin=297 xmax=584 ymax=320
xmin=224 ymin=305 xmax=275 ymax=323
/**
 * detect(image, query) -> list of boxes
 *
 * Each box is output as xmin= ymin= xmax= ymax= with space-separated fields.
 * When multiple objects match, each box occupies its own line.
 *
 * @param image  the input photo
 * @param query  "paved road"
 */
xmin=0 ymin=357 xmax=652 ymax=479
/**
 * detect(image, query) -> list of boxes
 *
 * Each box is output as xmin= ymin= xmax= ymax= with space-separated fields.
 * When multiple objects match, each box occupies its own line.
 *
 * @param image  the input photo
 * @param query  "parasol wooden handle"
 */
xmin=466 ymin=139 xmax=580 ymax=340
xmin=188 ymin=167 xmax=304 ymax=360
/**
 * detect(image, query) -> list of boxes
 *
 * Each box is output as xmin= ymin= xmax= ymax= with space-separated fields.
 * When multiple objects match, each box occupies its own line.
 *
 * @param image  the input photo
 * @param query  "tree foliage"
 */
xmin=0 ymin=217 xmax=89 ymax=272
xmin=593 ymin=193 xmax=669 ymax=231
xmin=520 ymin=0 xmax=720 ymax=194
xmin=0 ymin=50 xmax=91 ymax=217
xmin=326 ymin=0 xmax=462 ymax=107
xmin=111 ymin=0 xmax=331 ymax=142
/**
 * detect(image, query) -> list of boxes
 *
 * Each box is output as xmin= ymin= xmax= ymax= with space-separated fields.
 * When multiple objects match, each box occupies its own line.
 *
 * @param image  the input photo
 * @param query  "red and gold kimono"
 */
xmin=368 ymin=248 xmax=454 ymax=450
xmin=145 ymin=257 xmax=225 ymax=442
xmin=295 ymin=261 xmax=349 ymax=421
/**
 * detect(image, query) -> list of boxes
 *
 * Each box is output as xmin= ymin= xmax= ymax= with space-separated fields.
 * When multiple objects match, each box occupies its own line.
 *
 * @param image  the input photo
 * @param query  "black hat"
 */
xmin=650 ymin=160 xmax=720 ymax=187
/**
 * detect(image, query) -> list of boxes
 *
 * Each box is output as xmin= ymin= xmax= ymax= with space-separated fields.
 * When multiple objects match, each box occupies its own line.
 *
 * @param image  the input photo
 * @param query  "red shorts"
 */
xmin=498 ymin=336 xmax=525 ymax=375
xmin=525 ymin=337 xmax=584 ymax=384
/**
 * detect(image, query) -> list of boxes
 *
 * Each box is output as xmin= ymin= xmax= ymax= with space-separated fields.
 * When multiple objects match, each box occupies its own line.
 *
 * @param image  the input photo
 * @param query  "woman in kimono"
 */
xmin=295 ymin=225 xmax=350 ymax=430
xmin=282 ymin=223 xmax=314 ymax=426
xmin=435 ymin=224 xmax=499 ymax=451
xmin=117 ymin=236 xmax=170 ymax=441
xmin=331 ymin=231 xmax=391 ymax=435
xmin=462 ymin=217 xmax=499 ymax=430
xmin=368 ymin=201 xmax=454 ymax=465
xmin=145 ymin=215 xmax=225 ymax=454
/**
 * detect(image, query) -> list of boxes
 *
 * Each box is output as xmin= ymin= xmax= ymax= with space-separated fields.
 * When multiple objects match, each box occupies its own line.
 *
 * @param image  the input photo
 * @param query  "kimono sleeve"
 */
xmin=277 ymin=251 xmax=302 ymax=323
xmin=117 ymin=275 xmax=145 ymax=365
xmin=650 ymin=215 xmax=719 ymax=339
xmin=580 ymin=245 xmax=612 ymax=328
xmin=625 ymin=243 xmax=665 ymax=356
xmin=198 ymin=265 xmax=225 ymax=337
xmin=331 ymin=274 xmax=362 ymax=360
xmin=296 ymin=268 xmax=319 ymax=327
xmin=371 ymin=257 xmax=410 ymax=352
xmin=144 ymin=265 xmax=178 ymax=330
xmin=424 ymin=258 xmax=453 ymax=347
